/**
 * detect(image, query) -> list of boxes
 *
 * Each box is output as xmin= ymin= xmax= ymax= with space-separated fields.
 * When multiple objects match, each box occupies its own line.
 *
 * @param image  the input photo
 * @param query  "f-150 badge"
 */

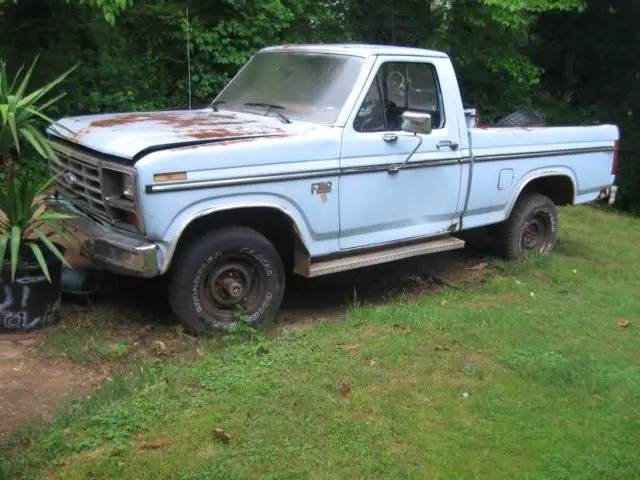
xmin=311 ymin=181 xmax=332 ymax=204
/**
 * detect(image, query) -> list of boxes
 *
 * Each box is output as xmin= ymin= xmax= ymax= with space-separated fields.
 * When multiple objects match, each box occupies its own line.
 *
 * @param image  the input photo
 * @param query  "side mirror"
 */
xmin=400 ymin=111 xmax=432 ymax=135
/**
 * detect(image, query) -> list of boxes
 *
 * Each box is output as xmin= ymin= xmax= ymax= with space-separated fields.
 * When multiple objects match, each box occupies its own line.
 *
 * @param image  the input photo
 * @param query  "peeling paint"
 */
xmin=183 ymin=126 xmax=285 ymax=140
xmin=88 ymin=112 xmax=244 ymax=129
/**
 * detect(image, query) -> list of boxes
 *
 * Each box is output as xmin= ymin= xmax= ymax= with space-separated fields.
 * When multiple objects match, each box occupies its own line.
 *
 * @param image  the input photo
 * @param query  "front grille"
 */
xmin=49 ymin=142 xmax=109 ymax=221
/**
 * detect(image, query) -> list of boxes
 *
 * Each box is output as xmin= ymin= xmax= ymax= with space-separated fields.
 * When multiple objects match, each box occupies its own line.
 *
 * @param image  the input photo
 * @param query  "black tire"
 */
xmin=494 ymin=193 xmax=558 ymax=260
xmin=168 ymin=226 xmax=285 ymax=332
xmin=494 ymin=110 xmax=546 ymax=128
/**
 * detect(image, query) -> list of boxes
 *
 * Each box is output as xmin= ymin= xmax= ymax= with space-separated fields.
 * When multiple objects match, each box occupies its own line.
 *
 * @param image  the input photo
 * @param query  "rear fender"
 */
xmin=506 ymin=167 xmax=577 ymax=218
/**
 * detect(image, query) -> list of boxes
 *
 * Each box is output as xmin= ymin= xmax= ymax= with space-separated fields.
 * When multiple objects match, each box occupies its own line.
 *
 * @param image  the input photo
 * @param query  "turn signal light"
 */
xmin=153 ymin=172 xmax=187 ymax=182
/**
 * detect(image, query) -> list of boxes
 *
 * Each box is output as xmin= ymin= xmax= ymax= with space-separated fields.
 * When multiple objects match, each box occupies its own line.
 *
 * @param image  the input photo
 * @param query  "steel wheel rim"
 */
xmin=521 ymin=213 xmax=551 ymax=252
xmin=198 ymin=254 xmax=265 ymax=323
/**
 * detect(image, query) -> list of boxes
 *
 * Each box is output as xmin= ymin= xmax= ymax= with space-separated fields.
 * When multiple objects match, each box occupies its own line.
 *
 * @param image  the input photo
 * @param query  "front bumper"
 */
xmin=50 ymin=198 xmax=161 ymax=278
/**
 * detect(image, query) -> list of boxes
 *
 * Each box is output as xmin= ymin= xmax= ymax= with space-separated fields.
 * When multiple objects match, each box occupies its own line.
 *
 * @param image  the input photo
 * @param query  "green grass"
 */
xmin=2 ymin=205 xmax=640 ymax=479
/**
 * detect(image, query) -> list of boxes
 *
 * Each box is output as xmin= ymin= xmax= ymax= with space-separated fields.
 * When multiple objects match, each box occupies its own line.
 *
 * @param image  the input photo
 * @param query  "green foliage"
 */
xmin=72 ymin=0 xmax=131 ymax=24
xmin=1 ymin=0 xmax=638 ymax=211
xmin=2 ymin=0 xmax=131 ymax=24
xmin=0 ymin=58 xmax=76 ymax=281
xmin=531 ymin=0 xmax=640 ymax=212
xmin=0 ymin=170 xmax=72 ymax=281
xmin=0 ymin=56 xmax=75 ymax=163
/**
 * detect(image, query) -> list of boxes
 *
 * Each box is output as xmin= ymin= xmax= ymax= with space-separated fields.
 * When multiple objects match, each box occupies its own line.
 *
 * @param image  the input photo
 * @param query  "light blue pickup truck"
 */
xmin=48 ymin=44 xmax=619 ymax=331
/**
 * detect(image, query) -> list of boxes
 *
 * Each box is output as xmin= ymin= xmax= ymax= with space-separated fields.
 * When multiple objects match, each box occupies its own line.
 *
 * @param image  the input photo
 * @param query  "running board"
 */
xmin=294 ymin=236 xmax=465 ymax=278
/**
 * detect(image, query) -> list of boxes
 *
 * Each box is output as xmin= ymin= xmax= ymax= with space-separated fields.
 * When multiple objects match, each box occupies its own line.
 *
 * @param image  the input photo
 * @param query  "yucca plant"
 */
xmin=0 ymin=169 xmax=72 ymax=281
xmin=0 ymin=55 xmax=76 ymax=171
xmin=0 ymin=56 xmax=77 ymax=282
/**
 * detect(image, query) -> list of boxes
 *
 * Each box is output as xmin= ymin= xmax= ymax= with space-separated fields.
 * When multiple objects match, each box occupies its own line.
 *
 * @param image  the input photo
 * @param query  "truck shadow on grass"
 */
xmin=82 ymin=247 xmax=490 ymax=331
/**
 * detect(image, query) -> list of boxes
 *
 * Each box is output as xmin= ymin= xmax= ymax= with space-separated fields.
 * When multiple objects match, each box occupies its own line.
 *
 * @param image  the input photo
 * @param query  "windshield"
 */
xmin=215 ymin=52 xmax=365 ymax=125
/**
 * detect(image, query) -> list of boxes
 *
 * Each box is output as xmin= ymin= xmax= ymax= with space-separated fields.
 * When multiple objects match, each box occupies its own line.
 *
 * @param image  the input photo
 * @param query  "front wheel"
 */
xmin=494 ymin=193 xmax=558 ymax=260
xmin=168 ymin=227 xmax=285 ymax=332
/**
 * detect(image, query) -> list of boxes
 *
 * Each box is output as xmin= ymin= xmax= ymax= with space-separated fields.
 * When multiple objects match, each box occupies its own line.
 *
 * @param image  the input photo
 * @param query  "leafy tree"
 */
xmin=1 ymin=0 xmax=130 ymax=23
xmin=1 ymin=0 xmax=639 ymax=212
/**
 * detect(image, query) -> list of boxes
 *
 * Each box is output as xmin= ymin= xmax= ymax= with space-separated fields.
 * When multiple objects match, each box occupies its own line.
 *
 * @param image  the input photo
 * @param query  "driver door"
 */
xmin=338 ymin=57 xmax=464 ymax=250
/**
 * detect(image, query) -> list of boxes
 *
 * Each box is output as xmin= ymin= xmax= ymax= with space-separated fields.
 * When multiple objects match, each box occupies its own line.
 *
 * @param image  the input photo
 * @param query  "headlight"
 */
xmin=102 ymin=168 xmax=137 ymax=201
xmin=101 ymin=167 xmax=142 ymax=232
xmin=122 ymin=173 xmax=135 ymax=200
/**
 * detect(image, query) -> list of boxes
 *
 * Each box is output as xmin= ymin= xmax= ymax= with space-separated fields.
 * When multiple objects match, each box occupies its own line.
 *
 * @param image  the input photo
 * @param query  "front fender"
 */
xmin=157 ymin=193 xmax=322 ymax=275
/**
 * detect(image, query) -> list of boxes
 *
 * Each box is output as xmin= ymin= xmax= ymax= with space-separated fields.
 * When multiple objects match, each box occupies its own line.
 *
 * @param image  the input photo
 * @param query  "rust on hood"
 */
xmin=183 ymin=126 xmax=285 ymax=140
xmin=88 ymin=111 xmax=246 ymax=129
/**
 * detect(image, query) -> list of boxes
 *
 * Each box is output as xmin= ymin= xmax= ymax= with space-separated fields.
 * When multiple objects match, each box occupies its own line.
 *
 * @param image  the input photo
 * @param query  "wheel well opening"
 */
xmin=172 ymin=207 xmax=299 ymax=272
xmin=521 ymin=176 xmax=575 ymax=206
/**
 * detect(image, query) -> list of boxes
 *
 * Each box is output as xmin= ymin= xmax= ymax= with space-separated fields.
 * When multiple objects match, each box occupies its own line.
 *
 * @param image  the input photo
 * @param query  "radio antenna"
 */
xmin=186 ymin=7 xmax=192 ymax=110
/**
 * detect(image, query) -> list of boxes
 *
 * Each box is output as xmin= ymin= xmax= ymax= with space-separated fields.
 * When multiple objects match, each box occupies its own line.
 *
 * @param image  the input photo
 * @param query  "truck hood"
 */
xmin=48 ymin=108 xmax=316 ymax=160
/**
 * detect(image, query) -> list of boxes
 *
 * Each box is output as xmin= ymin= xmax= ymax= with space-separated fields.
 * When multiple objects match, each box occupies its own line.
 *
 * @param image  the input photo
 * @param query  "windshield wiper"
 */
xmin=210 ymin=100 xmax=225 ymax=111
xmin=244 ymin=102 xmax=291 ymax=124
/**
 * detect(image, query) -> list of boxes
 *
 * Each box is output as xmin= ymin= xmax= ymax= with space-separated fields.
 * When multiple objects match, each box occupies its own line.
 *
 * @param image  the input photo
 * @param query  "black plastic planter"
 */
xmin=0 ymin=247 xmax=63 ymax=333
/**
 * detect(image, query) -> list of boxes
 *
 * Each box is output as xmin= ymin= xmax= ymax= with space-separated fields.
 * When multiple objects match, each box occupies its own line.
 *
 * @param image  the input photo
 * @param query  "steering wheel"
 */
xmin=355 ymin=99 xmax=385 ymax=132
xmin=386 ymin=71 xmax=407 ymax=99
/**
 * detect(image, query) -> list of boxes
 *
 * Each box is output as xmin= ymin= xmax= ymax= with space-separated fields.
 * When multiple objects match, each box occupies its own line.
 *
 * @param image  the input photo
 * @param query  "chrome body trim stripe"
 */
xmin=341 ymin=157 xmax=463 ymax=175
xmin=146 ymin=169 xmax=342 ymax=194
xmin=146 ymin=157 xmax=467 ymax=193
xmin=474 ymin=146 xmax=614 ymax=163
xmin=145 ymin=146 xmax=614 ymax=194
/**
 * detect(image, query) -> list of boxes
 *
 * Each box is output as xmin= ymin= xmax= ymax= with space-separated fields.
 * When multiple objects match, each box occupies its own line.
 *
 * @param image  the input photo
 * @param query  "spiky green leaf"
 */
xmin=7 ymin=111 xmax=20 ymax=154
xmin=10 ymin=226 xmax=21 ymax=281
xmin=36 ymin=230 xmax=71 ymax=269
xmin=28 ymin=242 xmax=51 ymax=282
xmin=0 ymin=232 xmax=9 ymax=267
xmin=15 ymin=54 xmax=39 ymax=99
xmin=19 ymin=127 xmax=47 ymax=158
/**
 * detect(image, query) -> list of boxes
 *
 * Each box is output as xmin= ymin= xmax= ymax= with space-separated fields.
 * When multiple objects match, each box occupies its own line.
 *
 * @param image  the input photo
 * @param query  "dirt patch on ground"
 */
xmin=0 ymin=335 xmax=106 ymax=438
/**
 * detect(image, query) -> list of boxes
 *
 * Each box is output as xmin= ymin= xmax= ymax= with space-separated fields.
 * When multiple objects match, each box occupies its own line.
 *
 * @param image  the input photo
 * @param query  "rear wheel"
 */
xmin=168 ymin=227 xmax=285 ymax=332
xmin=494 ymin=193 xmax=558 ymax=260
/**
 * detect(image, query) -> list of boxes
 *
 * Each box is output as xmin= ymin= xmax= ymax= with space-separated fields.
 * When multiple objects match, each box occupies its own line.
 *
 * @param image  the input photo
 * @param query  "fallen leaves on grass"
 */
xmin=140 ymin=437 xmax=168 ymax=449
xmin=339 ymin=379 xmax=352 ymax=398
xmin=212 ymin=428 xmax=234 ymax=444
xmin=617 ymin=319 xmax=631 ymax=328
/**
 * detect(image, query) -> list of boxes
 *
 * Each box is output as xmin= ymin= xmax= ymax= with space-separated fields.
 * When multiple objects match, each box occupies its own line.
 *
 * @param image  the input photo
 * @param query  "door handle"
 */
xmin=383 ymin=133 xmax=398 ymax=143
xmin=437 ymin=140 xmax=459 ymax=150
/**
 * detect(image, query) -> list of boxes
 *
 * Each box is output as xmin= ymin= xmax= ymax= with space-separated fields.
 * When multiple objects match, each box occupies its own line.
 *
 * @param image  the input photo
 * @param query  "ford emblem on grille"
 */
xmin=61 ymin=172 xmax=77 ymax=186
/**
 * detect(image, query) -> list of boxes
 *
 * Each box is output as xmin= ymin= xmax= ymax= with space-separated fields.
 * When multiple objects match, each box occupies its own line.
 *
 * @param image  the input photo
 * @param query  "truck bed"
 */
xmin=461 ymin=125 xmax=618 ymax=229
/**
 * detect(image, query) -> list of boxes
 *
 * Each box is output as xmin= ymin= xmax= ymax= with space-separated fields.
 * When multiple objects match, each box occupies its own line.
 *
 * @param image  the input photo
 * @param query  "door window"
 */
xmin=354 ymin=62 xmax=444 ymax=133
